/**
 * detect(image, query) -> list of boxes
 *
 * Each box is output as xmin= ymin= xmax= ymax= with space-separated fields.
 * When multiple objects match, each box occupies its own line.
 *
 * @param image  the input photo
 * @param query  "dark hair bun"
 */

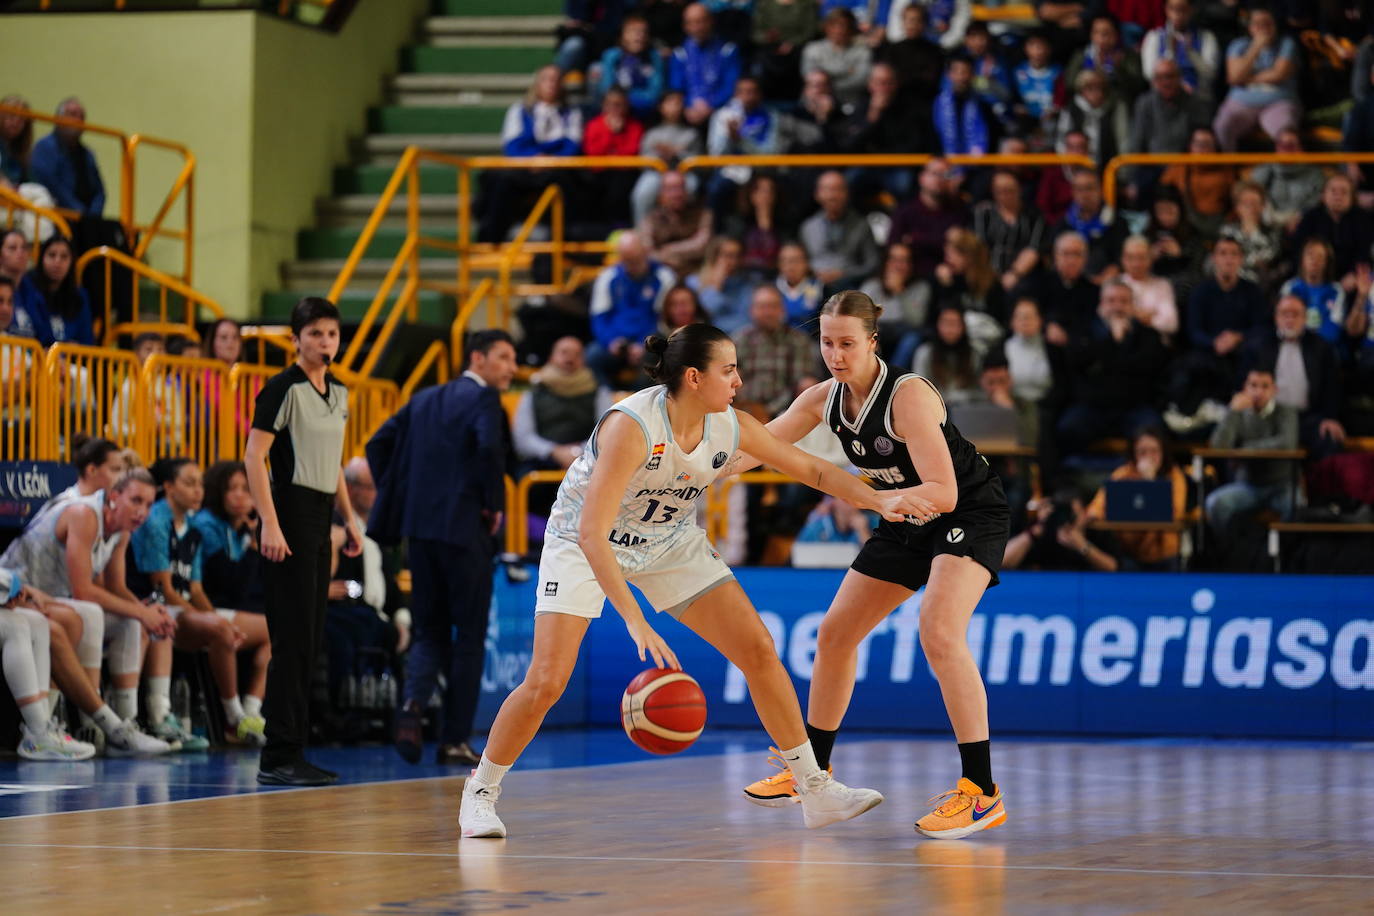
xmin=642 ymin=334 xmax=669 ymax=382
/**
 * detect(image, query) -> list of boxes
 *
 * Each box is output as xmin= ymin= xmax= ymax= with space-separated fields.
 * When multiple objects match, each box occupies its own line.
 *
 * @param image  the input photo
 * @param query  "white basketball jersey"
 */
xmin=544 ymin=385 xmax=739 ymax=570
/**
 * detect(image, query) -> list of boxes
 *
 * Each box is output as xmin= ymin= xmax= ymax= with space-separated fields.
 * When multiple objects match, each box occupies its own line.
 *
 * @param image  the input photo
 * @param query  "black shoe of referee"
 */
xmin=394 ymin=700 xmax=424 ymax=765
xmin=257 ymin=759 xmax=336 ymax=787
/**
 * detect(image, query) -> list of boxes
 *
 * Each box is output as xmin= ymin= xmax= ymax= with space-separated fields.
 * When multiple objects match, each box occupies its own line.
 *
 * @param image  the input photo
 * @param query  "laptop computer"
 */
xmin=947 ymin=404 xmax=1022 ymax=451
xmin=1104 ymin=480 xmax=1174 ymax=522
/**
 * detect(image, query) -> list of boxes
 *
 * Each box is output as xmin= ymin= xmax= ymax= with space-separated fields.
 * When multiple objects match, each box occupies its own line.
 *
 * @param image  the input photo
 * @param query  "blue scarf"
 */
xmin=933 ymin=89 xmax=988 ymax=156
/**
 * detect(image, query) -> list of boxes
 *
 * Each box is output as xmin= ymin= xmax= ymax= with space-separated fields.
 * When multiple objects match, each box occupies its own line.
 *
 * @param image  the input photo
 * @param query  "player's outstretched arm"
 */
xmin=891 ymin=380 xmax=959 ymax=514
xmin=735 ymin=409 xmax=938 ymax=523
xmin=718 ymin=379 xmax=829 ymax=477
xmin=575 ymin=411 xmax=681 ymax=670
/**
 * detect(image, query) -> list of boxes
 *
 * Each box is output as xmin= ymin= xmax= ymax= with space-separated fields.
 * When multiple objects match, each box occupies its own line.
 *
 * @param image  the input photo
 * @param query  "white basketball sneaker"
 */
xmin=18 ymin=723 xmax=97 ymax=761
xmin=459 ymin=779 xmax=507 ymax=838
xmin=104 ymin=719 xmax=174 ymax=757
xmin=797 ymin=772 xmax=884 ymax=829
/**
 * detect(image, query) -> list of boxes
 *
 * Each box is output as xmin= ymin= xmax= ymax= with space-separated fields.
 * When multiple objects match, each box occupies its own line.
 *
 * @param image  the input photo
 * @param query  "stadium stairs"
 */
xmin=261 ymin=0 xmax=561 ymax=377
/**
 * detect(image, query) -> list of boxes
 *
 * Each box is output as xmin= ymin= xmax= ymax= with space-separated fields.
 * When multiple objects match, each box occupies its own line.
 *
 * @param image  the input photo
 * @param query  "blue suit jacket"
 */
xmin=365 ymin=376 xmax=507 ymax=548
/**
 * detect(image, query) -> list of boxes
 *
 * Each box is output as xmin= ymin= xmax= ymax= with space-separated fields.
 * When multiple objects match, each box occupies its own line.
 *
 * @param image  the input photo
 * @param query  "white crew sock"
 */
xmin=222 ymin=695 xmax=245 ymax=726
xmin=471 ymin=757 xmax=512 ymax=789
xmin=48 ymin=688 xmax=60 ymax=720
xmin=242 ymin=695 xmax=263 ymax=719
xmin=19 ymin=699 xmax=49 ymax=734
xmin=779 ymin=741 xmax=824 ymax=790
xmin=92 ymin=705 xmax=122 ymax=734
xmin=112 ymin=687 xmax=138 ymax=720
xmin=145 ymin=676 xmax=171 ymax=723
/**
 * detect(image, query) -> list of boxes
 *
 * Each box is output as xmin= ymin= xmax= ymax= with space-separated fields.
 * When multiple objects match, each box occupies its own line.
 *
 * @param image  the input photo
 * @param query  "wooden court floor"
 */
xmin=2 ymin=738 xmax=1371 ymax=915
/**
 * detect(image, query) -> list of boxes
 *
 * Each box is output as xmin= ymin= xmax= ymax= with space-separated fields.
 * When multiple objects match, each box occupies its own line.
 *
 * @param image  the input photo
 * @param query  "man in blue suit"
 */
xmin=366 ymin=330 xmax=517 ymax=766
xmin=30 ymin=98 xmax=106 ymax=218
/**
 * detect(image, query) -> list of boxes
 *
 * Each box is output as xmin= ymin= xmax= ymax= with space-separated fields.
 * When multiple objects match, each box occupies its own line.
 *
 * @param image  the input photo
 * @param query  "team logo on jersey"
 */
xmin=874 ymin=435 xmax=894 ymax=456
xmin=851 ymin=441 xmax=866 ymax=457
xmin=712 ymin=451 xmax=728 ymax=469
xmin=646 ymin=457 xmax=661 ymax=470
xmin=675 ymin=472 xmax=692 ymax=482
xmin=946 ymin=528 xmax=965 ymax=544
xmin=652 ymin=443 xmax=666 ymax=456
xmin=544 ymin=581 xmax=559 ymax=597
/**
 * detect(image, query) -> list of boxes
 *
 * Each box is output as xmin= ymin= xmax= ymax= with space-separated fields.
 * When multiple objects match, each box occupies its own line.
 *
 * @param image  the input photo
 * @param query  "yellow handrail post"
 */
xmin=406 ymin=156 xmax=420 ymax=323
xmin=458 ymin=161 xmax=472 ymax=300
xmin=552 ymin=189 xmax=565 ymax=298
xmin=452 ymin=277 xmax=493 ymax=373
xmin=338 ymin=234 xmax=418 ymax=372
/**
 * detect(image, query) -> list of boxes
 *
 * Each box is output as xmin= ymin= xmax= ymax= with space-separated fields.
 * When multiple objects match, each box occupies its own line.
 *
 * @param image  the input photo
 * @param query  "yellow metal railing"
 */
xmin=1102 ymin=152 xmax=1373 ymax=208
xmin=0 ymin=105 xmax=195 ymax=284
xmin=513 ymin=470 xmax=568 ymax=557
xmin=0 ymin=185 xmax=74 ymax=259
xmin=0 ymin=336 xmax=53 ymax=460
xmin=334 ymin=367 xmax=399 ymax=461
xmin=139 ymin=354 xmax=230 ymax=466
xmin=45 ymin=342 xmax=143 ymax=461
xmin=227 ymin=362 xmax=278 ymax=459
xmin=239 ymin=326 xmax=296 ymax=366
xmin=76 ymin=245 xmax=225 ymax=346
xmin=399 ymin=340 xmax=449 ymax=402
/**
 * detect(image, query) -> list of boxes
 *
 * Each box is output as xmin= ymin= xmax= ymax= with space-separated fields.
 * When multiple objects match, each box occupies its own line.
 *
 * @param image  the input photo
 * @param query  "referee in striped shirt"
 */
xmin=246 ymin=297 xmax=364 ymax=787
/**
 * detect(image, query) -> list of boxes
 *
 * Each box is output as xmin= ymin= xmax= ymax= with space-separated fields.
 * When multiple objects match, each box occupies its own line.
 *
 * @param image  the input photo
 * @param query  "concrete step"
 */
xmin=333 ymin=164 xmax=463 ymax=195
xmin=283 ymin=257 xmax=530 ymax=285
xmin=393 ymin=73 xmax=531 ymax=92
xmin=402 ymin=45 xmax=552 ymax=74
xmin=262 ymin=288 xmax=456 ymax=323
xmin=423 ymin=15 xmax=561 ymax=37
xmin=360 ymin=133 xmax=503 ymax=164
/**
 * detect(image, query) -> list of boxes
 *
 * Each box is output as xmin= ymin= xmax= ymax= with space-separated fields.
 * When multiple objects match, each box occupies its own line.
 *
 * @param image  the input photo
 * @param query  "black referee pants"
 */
xmin=261 ymin=485 xmax=334 ymax=770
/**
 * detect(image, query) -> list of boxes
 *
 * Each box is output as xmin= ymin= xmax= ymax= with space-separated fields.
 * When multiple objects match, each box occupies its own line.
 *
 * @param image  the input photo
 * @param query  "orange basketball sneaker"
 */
xmin=743 ymin=748 xmax=831 ymax=807
xmin=915 ymin=778 xmax=1006 ymax=839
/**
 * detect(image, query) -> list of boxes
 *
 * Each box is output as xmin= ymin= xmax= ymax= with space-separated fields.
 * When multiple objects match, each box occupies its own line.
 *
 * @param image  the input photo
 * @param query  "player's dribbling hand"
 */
xmin=625 ymin=616 xmax=680 ymax=670
xmin=881 ymin=491 xmax=940 ymax=525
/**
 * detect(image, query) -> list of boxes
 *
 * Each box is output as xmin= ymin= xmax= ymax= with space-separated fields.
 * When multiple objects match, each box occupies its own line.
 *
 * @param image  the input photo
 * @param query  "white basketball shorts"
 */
xmin=534 ymin=526 xmax=735 ymax=620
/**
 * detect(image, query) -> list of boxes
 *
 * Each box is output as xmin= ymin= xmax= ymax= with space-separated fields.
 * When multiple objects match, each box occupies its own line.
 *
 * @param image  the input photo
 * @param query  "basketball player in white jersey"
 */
xmin=459 ymin=324 xmax=941 ymax=838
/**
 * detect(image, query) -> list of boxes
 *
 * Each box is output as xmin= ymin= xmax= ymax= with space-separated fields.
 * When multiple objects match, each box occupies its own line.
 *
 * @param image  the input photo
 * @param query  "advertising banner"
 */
xmin=0 ymin=462 xmax=78 ymax=530
xmin=477 ymin=569 xmax=1373 ymax=739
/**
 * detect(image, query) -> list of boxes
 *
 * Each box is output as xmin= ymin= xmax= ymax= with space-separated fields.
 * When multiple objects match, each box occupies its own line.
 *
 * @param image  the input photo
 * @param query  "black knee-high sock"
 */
xmin=957 ymin=740 xmax=993 ymax=795
xmin=805 ymin=723 xmax=838 ymax=770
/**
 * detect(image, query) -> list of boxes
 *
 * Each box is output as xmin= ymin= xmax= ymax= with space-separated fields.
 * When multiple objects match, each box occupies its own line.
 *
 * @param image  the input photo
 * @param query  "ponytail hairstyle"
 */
xmin=641 ymin=323 xmax=732 ymax=395
xmin=818 ymin=289 xmax=883 ymax=341
xmin=71 ymin=434 xmax=120 ymax=479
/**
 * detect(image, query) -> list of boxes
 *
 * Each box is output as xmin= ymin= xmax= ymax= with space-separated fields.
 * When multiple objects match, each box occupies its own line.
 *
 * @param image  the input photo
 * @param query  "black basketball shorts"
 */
xmin=850 ymin=487 xmax=1010 ymax=592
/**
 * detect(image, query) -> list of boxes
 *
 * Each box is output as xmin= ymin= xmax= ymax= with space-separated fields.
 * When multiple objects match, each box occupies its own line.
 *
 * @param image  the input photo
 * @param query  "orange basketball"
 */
xmin=620 ymin=668 xmax=707 ymax=755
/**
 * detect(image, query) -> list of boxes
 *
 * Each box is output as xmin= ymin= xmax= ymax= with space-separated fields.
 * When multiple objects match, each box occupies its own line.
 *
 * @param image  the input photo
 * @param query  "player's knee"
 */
xmin=522 ymin=665 xmax=570 ymax=710
xmin=816 ymin=616 xmax=860 ymax=658
xmin=919 ymin=623 xmax=964 ymax=669
xmin=732 ymin=633 xmax=782 ymax=675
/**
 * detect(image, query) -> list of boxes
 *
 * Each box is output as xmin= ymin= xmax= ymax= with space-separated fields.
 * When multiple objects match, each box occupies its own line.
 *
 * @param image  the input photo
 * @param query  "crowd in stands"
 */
xmin=501 ymin=0 xmax=1374 ymax=570
xmin=1 ymin=94 xmax=128 ymax=345
xmin=5 ymin=6 xmax=1374 ymax=759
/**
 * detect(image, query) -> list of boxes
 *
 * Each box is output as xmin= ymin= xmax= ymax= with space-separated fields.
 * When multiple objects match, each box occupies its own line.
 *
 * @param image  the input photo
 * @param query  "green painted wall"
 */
xmin=2 ymin=2 xmax=425 ymax=317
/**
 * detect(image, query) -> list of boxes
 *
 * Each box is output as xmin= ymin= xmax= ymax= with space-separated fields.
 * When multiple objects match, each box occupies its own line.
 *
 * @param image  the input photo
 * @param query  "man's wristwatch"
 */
xmin=345 ymin=579 xmax=363 ymax=600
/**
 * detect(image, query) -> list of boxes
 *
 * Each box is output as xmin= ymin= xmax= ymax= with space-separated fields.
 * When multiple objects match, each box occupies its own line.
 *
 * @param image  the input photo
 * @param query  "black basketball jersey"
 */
xmin=824 ymin=358 xmax=999 ymax=512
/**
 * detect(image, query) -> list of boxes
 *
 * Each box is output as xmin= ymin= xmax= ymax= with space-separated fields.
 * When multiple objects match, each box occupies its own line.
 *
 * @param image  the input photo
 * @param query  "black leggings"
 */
xmin=261 ymin=485 xmax=333 ymax=769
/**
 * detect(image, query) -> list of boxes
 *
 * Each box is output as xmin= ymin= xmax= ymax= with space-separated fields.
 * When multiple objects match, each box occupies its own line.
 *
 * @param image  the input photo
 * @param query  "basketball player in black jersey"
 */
xmin=729 ymin=290 xmax=1010 ymax=838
